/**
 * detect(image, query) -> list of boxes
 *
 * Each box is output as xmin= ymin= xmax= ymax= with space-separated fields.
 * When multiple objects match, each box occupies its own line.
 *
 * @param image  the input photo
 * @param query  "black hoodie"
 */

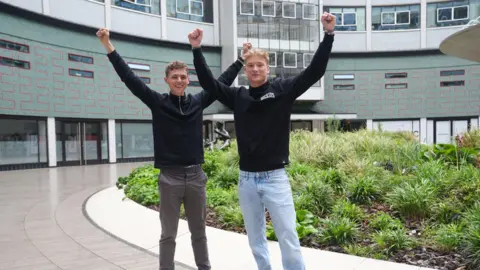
xmin=192 ymin=33 xmax=334 ymax=172
xmin=107 ymin=50 xmax=243 ymax=168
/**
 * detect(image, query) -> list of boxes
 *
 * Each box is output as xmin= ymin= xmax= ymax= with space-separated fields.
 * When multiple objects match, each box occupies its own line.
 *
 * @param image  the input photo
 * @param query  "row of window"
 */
xmin=333 ymin=70 xmax=468 ymax=90
xmin=238 ymin=49 xmax=314 ymax=68
xmin=240 ymin=1 xmax=318 ymax=20
xmin=109 ymin=0 xmax=214 ymax=23
xmin=238 ymin=0 xmax=477 ymax=32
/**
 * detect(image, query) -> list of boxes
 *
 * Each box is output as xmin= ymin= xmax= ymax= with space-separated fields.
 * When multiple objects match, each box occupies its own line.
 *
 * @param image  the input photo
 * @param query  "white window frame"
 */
xmin=341 ymin=12 xmax=357 ymax=26
xmin=303 ymin=53 xmax=314 ymax=68
xmin=381 ymin=10 xmax=410 ymax=25
xmin=302 ymin=4 xmax=316 ymax=20
xmin=437 ymin=5 xmax=469 ymax=22
xmin=268 ymin=52 xmax=277 ymax=67
xmin=240 ymin=0 xmax=255 ymax=15
xmin=176 ymin=0 xmax=204 ymax=17
xmin=283 ymin=52 xmax=297 ymax=68
xmin=122 ymin=0 xmax=152 ymax=7
xmin=128 ymin=63 xmax=151 ymax=71
xmin=333 ymin=74 xmax=355 ymax=80
xmin=282 ymin=2 xmax=296 ymax=19
xmin=261 ymin=1 xmax=276 ymax=17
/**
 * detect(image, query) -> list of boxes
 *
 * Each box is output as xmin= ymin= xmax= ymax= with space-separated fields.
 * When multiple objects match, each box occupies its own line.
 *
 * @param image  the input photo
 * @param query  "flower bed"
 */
xmin=116 ymin=128 xmax=480 ymax=270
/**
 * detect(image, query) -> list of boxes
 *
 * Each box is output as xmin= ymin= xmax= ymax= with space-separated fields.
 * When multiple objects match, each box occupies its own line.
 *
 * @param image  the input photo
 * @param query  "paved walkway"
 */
xmin=86 ymin=175 xmax=437 ymax=270
xmin=0 ymin=163 xmax=190 ymax=270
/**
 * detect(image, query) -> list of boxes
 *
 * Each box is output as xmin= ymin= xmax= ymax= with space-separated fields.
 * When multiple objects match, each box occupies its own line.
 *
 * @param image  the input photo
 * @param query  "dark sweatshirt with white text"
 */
xmin=192 ymin=34 xmax=334 ymax=172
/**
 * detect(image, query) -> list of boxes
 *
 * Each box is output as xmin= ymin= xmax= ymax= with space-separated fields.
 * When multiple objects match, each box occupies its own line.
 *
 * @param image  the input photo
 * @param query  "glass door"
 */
xmin=56 ymin=120 xmax=108 ymax=166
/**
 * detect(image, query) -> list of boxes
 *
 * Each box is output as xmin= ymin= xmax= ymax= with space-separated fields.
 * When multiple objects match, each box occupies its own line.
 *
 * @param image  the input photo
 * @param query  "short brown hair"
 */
xmin=243 ymin=48 xmax=269 ymax=64
xmin=165 ymin=61 xmax=188 ymax=77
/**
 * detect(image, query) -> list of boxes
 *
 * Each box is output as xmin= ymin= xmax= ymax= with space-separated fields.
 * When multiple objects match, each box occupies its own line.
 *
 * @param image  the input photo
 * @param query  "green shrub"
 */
xmin=118 ymin=129 xmax=480 ymax=269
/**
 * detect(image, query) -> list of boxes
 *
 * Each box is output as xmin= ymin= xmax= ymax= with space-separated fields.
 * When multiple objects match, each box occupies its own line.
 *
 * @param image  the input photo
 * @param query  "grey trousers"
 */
xmin=158 ymin=165 xmax=210 ymax=270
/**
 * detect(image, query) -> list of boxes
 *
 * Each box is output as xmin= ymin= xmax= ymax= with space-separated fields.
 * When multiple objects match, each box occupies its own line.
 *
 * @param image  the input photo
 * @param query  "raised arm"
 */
xmin=188 ymin=29 xmax=238 ymax=110
xmin=282 ymin=12 xmax=336 ymax=99
xmin=97 ymin=28 xmax=161 ymax=109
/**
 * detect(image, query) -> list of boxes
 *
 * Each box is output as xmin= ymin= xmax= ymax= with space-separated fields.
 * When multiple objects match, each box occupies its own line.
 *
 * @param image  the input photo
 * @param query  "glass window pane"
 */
xmin=115 ymin=123 xmax=122 ymax=158
xmin=177 ymin=0 xmax=189 ymax=13
xmin=0 ymin=119 xmax=44 ymax=165
xmin=396 ymin=11 xmax=410 ymax=24
xmin=343 ymin=13 xmax=356 ymax=25
xmin=454 ymin=6 xmax=468 ymax=19
xmin=262 ymin=1 xmax=275 ymax=16
xmin=191 ymin=1 xmax=203 ymax=16
xmin=121 ymin=123 xmax=154 ymax=158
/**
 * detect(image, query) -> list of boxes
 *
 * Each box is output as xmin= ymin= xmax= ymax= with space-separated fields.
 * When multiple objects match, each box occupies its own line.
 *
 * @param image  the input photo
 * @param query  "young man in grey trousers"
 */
xmin=97 ymin=28 xmax=250 ymax=270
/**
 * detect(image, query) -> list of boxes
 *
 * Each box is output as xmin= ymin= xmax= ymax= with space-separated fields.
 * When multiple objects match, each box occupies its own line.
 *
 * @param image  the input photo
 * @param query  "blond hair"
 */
xmin=165 ymin=61 xmax=188 ymax=77
xmin=243 ymin=48 xmax=269 ymax=64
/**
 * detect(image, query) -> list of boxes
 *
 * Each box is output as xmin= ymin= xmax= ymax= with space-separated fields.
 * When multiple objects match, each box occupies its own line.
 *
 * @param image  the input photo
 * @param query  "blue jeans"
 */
xmin=238 ymin=168 xmax=305 ymax=270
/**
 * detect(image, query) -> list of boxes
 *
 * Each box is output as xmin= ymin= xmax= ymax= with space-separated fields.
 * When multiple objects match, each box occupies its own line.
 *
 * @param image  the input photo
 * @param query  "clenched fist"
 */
xmin=188 ymin=28 xmax=203 ymax=48
xmin=321 ymin=12 xmax=336 ymax=33
xmin=96 ymin=28 xmax=110 ymax=44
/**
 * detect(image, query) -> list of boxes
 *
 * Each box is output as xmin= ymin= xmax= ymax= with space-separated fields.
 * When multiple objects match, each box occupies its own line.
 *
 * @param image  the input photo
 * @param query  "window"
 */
xmin=385 ymin=72 xmax=407 ymax=78
xmin=302 ymin=4 xmax=316 ymax=20
xmin=372 ymin=5 xmax=420 ymax=30
xmin=282 ymin=2 xmax=296 ymax=18
xmin=437 ymin=5 xmax=469 ymax=22
xmin=333 ymin=74 xmax=355 ymax=80
xmin=262 ymin=1 xmax=275 ymax=17
xmin=68 ymin=53 xmax=93 ymax=64
xmin=303 ymin=53 xmax=314 ymax=68
xmin=441 ymin=80 xmax=465 ymax=87
xmin=168 ymin=0 xmax=212 ymax=22
xmin=116 ymin=122 xmax=154 ymax=159
xmin=114 ymin=0 xmax=159 ymax=15
xmin=189 ymin=81 xmax=201 ymax=87
xmin=440 ymin=69 xmax=465 ymax=76
xmin=128 ymin=63 xmax=151 ymax=71
xmin=427 ymin=1 xmax=472 ymax=28
xmin=385 ymin=83 xmax=407 ymax=89
xmin=0 ymin=40 xmax=29 ymax=53
xmin=69 ymin=69 xmax=94 ymax=79
xmin=381 ymin=11 xmax=410 ymax=25
xmin=334 ymin=84 xmax=355 ymax=90
xmin=177 ymin=0 xmax=203 ymax=16
xmin=324 ymin=7 xmax=366 ymax=31
xmin=140 ymin=77 xmax=151 ymax=84
xmin=268 ymin=52 xmax=277 ymax=67
xmin=283 ymin=52 xmax=297 ymax=68
xmin=0 ymin=57 xmax=30 ymax=69
xmin=0 ymin=118 xmax=47 ymax=165
xmin=240 ymin=0 xmax=254 ymax=15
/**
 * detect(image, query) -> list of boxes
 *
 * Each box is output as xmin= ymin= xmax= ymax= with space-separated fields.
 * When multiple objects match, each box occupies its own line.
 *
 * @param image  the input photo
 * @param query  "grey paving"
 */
xmin=0 ymin=163 xmax=192 ymax=270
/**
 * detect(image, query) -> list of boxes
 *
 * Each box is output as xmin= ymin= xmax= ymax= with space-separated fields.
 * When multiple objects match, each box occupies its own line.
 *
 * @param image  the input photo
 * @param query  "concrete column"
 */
xmin=366 ymin=119 xmax=373 ymax=130
xmin=213 ymin=0 xmax=220 ymax=45
xmin=42 ymin=0 xmax=50 ymax=15
xmin=420 ymin=0 xmax=427 ymax=48
xmin=105 ymin=0 xmax=111 ymax=29
xmin=108 ymin=119 xmax=116 ymax=163
xmin=366 ymin=0 xmax=372 ymax=51
xmin=161 ymin=0 xmax=167 ymax=39
xmin=420 ymin=117 xmax=427 ymax=144
xmin=47 ymin=117 xmax=57 ymax=167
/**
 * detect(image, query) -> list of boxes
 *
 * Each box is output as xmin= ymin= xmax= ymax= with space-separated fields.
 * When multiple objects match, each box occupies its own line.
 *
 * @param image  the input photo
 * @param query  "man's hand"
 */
xmin=188 ymin=28 xmax=203 ymax=48
xmin=321 ymin=12 xmax=336 ymax=33
xmin=96 ymin=28 xmax=110 ymax=44
xmin=241 ymin=42 xmax=252 ymax=60
xmin=97 ymin=28 xmax=115 ymax=53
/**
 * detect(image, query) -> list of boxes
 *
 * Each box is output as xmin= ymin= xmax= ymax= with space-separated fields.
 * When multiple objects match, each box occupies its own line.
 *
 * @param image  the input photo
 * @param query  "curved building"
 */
xmin=0 ymin=0 xmax=479 ymax=170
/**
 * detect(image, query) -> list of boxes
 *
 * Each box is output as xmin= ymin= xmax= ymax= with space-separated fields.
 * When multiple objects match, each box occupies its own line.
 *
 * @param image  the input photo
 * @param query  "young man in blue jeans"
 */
xmin=188 ymin=12 xmax=336 ymax=270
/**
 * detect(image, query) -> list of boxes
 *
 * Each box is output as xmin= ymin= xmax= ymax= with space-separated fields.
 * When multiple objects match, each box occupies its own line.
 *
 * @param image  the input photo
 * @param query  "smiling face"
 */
xmin=164 ymin=61 xmax=190 ymax=96
xmin=244 ymin=49 xmax=270 ymax=88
